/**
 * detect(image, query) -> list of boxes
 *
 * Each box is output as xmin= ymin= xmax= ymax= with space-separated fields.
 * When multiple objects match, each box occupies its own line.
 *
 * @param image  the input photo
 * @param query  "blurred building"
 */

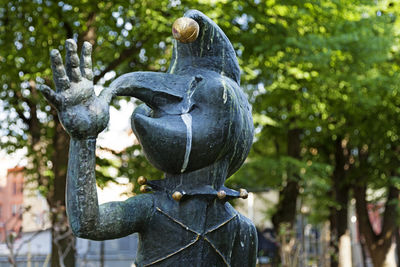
xmin=0 ymin=167 xmax=24 ymax=241
xmin=0 ymin=165 xmax=138 ymax=266
xmin=0 ymin=230 xmax=138 ymax=267
xmin=21 ymin=174 xmax=51 ymax=232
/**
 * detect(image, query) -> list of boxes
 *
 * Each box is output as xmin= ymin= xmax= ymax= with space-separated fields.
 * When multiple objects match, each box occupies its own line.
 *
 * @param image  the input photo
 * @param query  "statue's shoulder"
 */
xmin=124 ymin=193 xmax=157 ymax=225
xmin=236 ymin=212 xmax=255 ymax=226
xmin=125 ymin=192 xmax=155 ymax=206
xmin=231 ymin=212 xmax=258 ymax=267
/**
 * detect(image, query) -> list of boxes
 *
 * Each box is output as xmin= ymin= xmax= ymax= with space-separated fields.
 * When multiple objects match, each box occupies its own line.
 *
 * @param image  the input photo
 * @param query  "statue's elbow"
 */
xmin=69 ymin=219 xmax=96 ymax=239
xmin=71 ymin=226 xmax=84 ymax=238
xmin=70 ymin=222 xmax=85 ymax=238
xmin=71 ymin=225 xmax=99 ymax=240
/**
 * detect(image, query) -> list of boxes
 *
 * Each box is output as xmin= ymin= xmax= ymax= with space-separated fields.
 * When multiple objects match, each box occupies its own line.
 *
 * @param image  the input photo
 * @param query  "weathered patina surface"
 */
xmin=40 ymin=10 xmax=257 ymax=267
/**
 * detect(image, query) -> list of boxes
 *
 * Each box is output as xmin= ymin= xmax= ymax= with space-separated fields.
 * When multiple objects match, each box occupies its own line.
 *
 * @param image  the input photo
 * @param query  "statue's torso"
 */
xmin=135 ymin=192 xmax=257 ymax=267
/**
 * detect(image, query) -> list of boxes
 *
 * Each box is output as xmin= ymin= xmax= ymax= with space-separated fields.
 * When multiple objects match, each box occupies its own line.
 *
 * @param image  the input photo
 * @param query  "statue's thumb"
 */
xmin=38 ymin=84 xmax=62 ymax=108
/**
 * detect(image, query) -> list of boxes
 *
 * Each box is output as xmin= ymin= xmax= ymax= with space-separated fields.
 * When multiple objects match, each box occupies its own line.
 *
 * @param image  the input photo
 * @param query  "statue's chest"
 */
xmin=155 ymin=193 xmax=221 ymax=231
xmin=136 ymin=192 xmax=239 ymax=267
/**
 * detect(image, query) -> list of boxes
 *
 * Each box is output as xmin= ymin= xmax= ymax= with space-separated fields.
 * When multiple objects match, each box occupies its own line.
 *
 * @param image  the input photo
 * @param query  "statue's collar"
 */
xmin=147 ymin=179 xmax=242 ymax=201
xmin=141 ymin=160 xmax=247 ymax=201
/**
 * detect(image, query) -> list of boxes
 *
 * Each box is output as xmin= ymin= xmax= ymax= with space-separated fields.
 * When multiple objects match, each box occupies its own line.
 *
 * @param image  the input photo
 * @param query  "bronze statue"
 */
xmin=40 ymin=10 xmax=257 ymax=267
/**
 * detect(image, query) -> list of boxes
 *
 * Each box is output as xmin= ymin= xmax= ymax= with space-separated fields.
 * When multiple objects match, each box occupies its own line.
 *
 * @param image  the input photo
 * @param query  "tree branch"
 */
xmin=354 ymin=185 xmax=376 ymax=243
xmin=14 ymin=107 xmax=30 ymax=126
xmin=78 ymin=11 xmax=97 ymax=48
xmin=354 ymin=147 xmax=376 ymax=245
xmin=93 ymin=44 xmax=145 ymax=84
xmin=15 ymin=229 xmax=44 ymax=257
xmin=55 ymin=8 xmax=73 ymax=38
xmin=13 ymin=90 xmax=31 ymax=125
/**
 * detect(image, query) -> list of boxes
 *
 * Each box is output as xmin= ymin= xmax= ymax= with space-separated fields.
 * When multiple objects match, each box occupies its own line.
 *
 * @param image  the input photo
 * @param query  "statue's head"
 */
xmin=130 ymin=10 xmax=253 ymax=179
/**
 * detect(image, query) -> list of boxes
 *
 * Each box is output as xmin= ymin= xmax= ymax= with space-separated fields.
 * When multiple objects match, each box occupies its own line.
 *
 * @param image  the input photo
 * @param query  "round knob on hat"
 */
xmin=172 ymin=17 xmax=199 ymax=43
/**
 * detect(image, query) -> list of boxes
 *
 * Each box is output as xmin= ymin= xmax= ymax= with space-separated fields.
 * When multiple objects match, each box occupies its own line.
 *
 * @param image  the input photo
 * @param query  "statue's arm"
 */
xmin=39 ymin=39 xmax=153 ymax=240
xmin=67 ymin=138 xmax=153 ymax=240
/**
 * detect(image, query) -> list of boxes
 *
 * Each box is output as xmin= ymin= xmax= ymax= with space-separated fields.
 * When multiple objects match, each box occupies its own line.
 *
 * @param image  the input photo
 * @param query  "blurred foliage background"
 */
xmin=1 ymin=0 xmax=400 ymax=266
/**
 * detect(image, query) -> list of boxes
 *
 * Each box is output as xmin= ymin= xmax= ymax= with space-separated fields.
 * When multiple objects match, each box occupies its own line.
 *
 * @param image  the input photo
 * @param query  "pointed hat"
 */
xmin=168 ymin=10 xmax=241 ymax=85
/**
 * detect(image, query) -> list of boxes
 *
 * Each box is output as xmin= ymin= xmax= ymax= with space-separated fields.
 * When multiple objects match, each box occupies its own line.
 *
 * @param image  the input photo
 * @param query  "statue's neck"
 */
xmin=164 ymin=159 xmax=229 ymax=191
xmin=147 ymin=159 xmax=229 ymax=193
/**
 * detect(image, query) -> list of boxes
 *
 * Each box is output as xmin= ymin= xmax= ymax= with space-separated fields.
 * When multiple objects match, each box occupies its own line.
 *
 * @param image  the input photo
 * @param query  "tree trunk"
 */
xmin=272 ymin=128 xmax=301 ymax=266
xmin=51 ymin=227 xmax=75 ymax=267
xmin=49 ymin=116 xmax=75 ymax=267
xmin=272 ymin=128 xmax=301 ymax=230
xmin=354 ymin=184 xmax=398 ymax=267
xmin=330 ymin=137 xmax=351 ymax=267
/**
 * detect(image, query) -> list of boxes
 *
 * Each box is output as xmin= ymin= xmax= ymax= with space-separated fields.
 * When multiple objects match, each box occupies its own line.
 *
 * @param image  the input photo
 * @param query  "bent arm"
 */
xmin=67 ymin=138 xmax=153 ymax=240
xmin=40 ymin=40 xmax=154 ymax=240
xmin=101 ymin=72 xmax=196 ymax=110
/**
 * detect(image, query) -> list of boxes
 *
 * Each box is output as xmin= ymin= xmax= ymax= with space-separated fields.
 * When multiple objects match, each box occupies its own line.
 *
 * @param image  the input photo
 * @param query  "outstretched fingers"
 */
xmin=50 ymin=49 xmax=70 ymax=92
xmin=65 ymin=39 xmax=82 ymax=83
xmin=38 ymin=84 xmax=64 ymax=109
xmin=80 ymin=41 xmax=93 ymax=81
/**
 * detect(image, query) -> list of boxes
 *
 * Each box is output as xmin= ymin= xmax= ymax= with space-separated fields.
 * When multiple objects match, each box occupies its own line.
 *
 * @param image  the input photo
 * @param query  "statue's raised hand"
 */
xmin=39 ymin=39 xmax=109 ymax=139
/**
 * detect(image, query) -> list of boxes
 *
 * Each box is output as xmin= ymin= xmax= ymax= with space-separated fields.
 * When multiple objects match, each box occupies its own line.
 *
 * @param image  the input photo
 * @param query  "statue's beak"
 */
xmin=109 ymin=72 xmax=195 ymax=115
xmin=109 ymin=71 xmax=199 ymax=174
